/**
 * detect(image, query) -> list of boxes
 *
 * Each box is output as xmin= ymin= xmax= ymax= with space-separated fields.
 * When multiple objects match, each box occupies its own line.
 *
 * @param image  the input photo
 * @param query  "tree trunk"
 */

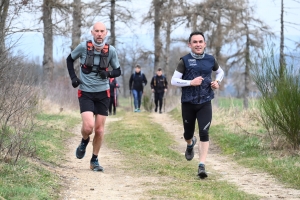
xmin=154 ymin=0 xmax=163 ymax=69
xmin=0 ymin=0 xmax=9 ymax=53
xmin=279 ymin=0 xmax=285 ymax=77
xmin=42 ymin=0 xmax=54 ymax=83
xmin=71 ymin=0 xmax=82 ymax=76
xmin=212 ymin=10 xmax=222 ymax=107
xmin=191 ymin=13 xmax=197 ymax=31
xmin=71 ymin=0 xmax=81 ymax=51
xmin=110 ymin=0 xmax=116 ymax=46
xmin=165 ymin=21 xmax=171 ymax=77
xmin=164 ymin=0 xmax=173 ymax=78
xmin=244 ymin=26 xmax=250 ymax=109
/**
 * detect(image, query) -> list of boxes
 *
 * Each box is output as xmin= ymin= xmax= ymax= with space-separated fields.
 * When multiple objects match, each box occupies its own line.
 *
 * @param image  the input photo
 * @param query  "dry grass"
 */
xmin=39 ymin=98 xmax=79 ymax=118
xmin=212 ymin=104 xmax=300 ymax=155
xmin=212 ymin=106 xmax=263 ymax=137
xmin=42 ymin=78 xmax=79 ymax=112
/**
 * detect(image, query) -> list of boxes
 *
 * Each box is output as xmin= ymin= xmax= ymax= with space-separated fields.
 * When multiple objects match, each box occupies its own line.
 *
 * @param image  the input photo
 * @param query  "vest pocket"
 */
xmin=81 ymin=65 xmax=93 ymax=74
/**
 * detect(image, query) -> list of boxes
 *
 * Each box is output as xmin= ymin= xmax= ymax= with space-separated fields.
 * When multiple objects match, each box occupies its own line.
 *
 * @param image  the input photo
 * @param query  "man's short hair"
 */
xmin=157 ymin=67 xmax=162 ymax=71
xmin=135 ymin=64 xmax=141 ymax=69
xmin=188 ymin=31 xmax=205 ymax=43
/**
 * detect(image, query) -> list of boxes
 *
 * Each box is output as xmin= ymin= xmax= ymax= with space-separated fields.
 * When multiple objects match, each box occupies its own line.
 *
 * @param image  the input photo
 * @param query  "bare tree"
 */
xmin=161 ymin=0 xmax=187 ymax=77
xmin=71 ymin=0 xmax=82 ymax=75
xmin=42 ymin=0 xmax=54 ymax=83
xmin=0 ymin=0 xmax=32 ymax=52
xmin=110 ymin=0 xmax=116 ymax=46
xmin=0 ymin=0 xmax=9 ymax=53
xmin=41 ymin=0 xmax=69 ymax=83
xmin=71 ymin=0 xmax=81 ymax=51
xmin=279 ymin=0 xmax=286 ymax=77
xmin=143 ymin=0 xmax=166 ymax=70
xmin=84 ymin=0 xmax=133 ymax=46
xmin=184 ymin=0 xmax=275 ymax=108
xmin=143 ymin=0 xmax=188 ymax=75
xmin=153 ymin=0 xmax=164 ymax=69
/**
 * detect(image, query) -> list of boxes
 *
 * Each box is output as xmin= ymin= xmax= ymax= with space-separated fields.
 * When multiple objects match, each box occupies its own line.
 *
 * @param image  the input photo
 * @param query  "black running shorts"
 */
xmin=78 ymin=90 xmax=110 ymax=116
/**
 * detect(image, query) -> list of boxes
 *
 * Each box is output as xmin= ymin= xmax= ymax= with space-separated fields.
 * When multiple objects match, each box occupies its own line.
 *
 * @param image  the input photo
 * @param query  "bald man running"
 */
xmin=66 ymin=22 xmax=121 ymax=172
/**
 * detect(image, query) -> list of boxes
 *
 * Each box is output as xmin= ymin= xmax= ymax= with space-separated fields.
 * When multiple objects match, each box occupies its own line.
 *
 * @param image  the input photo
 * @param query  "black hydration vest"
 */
xmin=81 ymin=40 xmax=109 ymax=74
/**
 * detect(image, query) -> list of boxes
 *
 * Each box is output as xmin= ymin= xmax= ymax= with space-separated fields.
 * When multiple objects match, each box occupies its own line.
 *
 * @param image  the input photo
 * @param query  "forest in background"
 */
xmin=1 ymin=0 xmax=299 ymax=107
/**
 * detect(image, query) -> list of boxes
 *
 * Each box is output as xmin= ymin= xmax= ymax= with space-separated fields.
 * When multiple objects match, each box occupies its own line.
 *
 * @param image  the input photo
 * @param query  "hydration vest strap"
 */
xmin=85 ymin=41 xmax=94 ymax=67
xmin=99 ymin=44 xmax=109 ymax=70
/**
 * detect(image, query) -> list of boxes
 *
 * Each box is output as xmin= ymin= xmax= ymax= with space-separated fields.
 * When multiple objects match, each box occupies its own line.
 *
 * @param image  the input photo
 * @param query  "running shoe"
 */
xmin=75 ymin=137 xmax=89 ymax=159
xmin=185 ymin=136 xmax=197 ymax=161
xmin=198 ymin=163 xmax=208 ymax=179
xmin=90 ymin=159 xmax=104 ymax=172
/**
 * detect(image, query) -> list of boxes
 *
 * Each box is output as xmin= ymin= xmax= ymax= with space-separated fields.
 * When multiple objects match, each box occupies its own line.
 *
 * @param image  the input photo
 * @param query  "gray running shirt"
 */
xmin=71 ymin=41 xmax=120 ymax=92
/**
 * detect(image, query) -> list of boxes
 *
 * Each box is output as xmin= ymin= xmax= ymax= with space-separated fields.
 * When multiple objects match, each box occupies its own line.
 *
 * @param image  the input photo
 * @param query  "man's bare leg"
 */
xmin=75 ymin=111 xmax=94 ymax=159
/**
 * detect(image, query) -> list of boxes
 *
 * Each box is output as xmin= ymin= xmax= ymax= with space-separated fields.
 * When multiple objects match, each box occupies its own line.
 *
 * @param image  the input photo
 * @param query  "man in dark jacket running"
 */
xmin=150 ymin=68 xmax=168 ymax=113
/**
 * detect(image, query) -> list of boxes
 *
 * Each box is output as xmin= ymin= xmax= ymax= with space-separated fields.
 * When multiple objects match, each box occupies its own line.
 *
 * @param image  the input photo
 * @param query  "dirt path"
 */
xmin=150 ymin=112 xmax=300 ymax=200
xmin=57 ymin=112 xmax=300 ymax=200
xmin=58 ymin=117 xmax=162 ymax=200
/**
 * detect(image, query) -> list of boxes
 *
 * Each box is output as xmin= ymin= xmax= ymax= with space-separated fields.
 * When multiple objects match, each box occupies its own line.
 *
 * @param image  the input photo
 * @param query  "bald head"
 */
xmin=91 ymin=22 xmax=107 ymax=44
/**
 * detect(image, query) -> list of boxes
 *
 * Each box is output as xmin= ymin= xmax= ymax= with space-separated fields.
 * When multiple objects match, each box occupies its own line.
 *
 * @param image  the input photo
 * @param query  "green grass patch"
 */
xmin=217 ymin=97 xmax=244 ymax=109
xmin=216 ymin=97 xmax=259 ymax=109
xmin=106 ymin=110 xmax=259 ymax=200
xmin=211 ymin=124 xmax=300 ymax=189
xmin=0 ymin=159 xmax=60 ymax=200
xmin=0 ymin=111 xmax=80 ymax=199
xmin=34 ymin=113 xmax=80 ymax=164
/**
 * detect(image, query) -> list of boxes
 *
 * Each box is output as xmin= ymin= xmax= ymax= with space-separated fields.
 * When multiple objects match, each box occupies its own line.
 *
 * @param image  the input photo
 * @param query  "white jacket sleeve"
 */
xmin=171 ymin=70 xmax=191 ymax=87
xmin=215 ymin=66 xmax=224 ymax=82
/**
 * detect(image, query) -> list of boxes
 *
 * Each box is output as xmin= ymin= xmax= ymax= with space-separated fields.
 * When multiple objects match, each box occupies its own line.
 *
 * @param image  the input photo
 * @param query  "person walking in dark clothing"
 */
xmin=109 ymin=78 xmax=119 ymax=115
xmin=150 ymin=68 xmax=168 ymax=113
xmin=129 ymin=64 xmax=147 ymax=112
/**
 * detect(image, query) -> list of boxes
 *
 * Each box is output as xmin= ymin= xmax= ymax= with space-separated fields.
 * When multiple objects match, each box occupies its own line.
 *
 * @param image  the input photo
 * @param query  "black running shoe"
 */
xmin=198 ymin=164 xmax=208 ymax=179
xmin=90 ymin=159 xmax=104 ymax=172
xmin=185 ymin=136 xmax=197 ymax=161
xmin=76 ymin=137 xmax=89 ymax=159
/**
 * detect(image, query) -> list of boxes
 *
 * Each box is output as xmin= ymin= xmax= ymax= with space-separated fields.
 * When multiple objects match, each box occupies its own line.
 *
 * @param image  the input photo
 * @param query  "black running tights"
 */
xmin=181 ymin=101 xmax=212 ymax=142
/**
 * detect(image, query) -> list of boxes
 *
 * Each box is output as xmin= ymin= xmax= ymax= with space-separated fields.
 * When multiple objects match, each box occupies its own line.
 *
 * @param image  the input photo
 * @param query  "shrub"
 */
xmin=0 ymin=53 xmax=39 ymax=164
xmin=252 ymin=49 xmax=300 ymax=150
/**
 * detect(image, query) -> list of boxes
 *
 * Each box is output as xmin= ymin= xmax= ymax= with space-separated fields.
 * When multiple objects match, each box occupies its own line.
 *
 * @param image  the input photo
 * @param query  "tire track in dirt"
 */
xmin=150 ymin=112 xmax=300 ymax=200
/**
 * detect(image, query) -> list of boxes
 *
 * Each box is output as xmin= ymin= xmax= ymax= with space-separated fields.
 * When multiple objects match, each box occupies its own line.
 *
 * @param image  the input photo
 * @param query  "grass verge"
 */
xmin=0 ymin=111 xmax=80 ymax=200
xmin=211 ymin=124 xmax=300 ymax=189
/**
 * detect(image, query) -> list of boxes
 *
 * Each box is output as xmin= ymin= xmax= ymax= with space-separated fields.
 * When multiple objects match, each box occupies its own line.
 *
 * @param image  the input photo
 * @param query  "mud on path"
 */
xmin=56 ymin=112 xmax=300 ymax=200
xmin=150 ymin=112 xmax=300 ymax=200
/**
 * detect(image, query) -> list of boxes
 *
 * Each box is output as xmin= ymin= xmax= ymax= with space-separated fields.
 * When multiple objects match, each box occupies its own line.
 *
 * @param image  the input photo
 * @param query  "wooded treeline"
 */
xmin=1 ymin=0 xmax=300 ymax=108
